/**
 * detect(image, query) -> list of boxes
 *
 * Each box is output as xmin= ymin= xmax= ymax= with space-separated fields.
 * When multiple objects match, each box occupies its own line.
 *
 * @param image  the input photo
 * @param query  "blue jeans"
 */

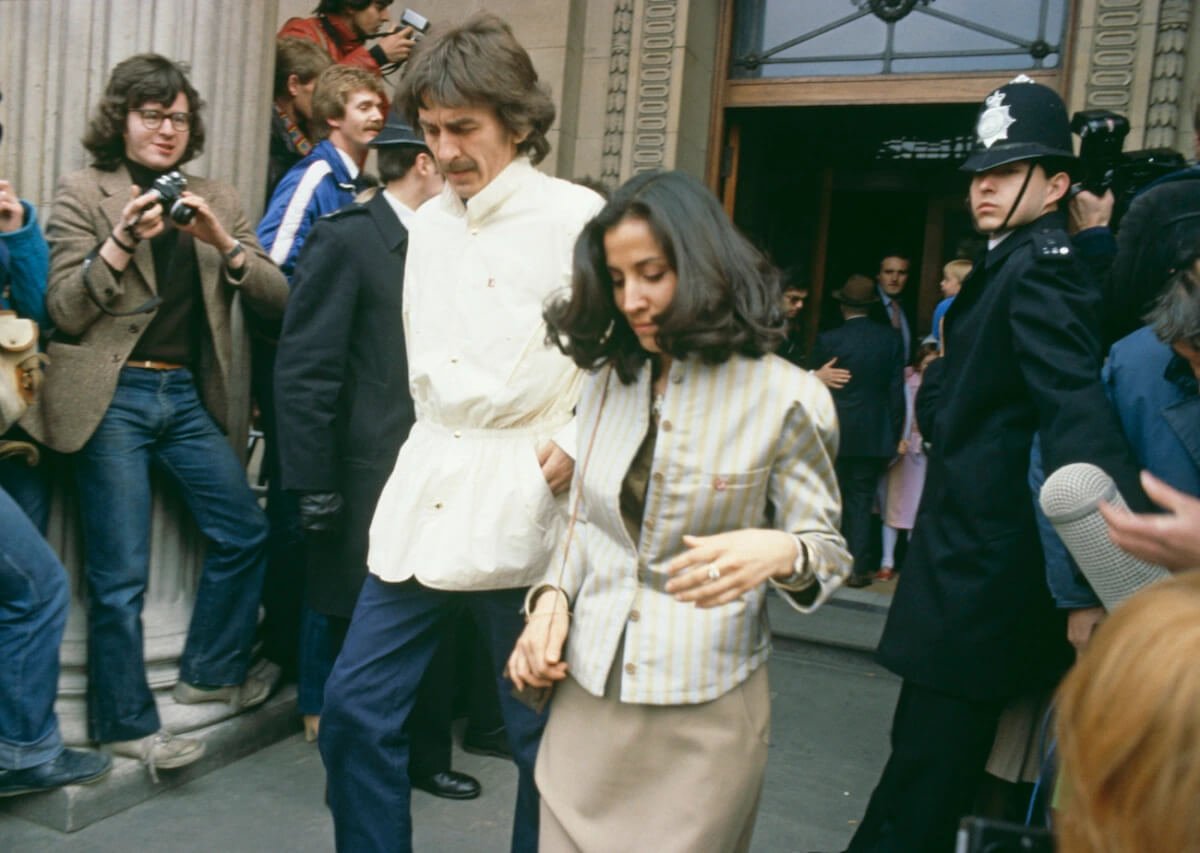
xmin=320 ymin=577 xmax=545 ymax=853
xmin=0 ymin=485 xmax=68 ymax=769
xmin=0 ymin=426 xmax=51 ymax=533
xmin=74 ymin=367 xmax=268 ymax=742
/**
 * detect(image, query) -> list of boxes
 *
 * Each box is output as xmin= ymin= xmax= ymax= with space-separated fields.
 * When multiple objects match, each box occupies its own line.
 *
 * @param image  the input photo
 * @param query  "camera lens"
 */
xmin=169 ymin=200 xmax=197 ymax=225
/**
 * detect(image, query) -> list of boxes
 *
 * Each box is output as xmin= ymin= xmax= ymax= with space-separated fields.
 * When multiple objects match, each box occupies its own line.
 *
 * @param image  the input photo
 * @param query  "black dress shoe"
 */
xmin=462 ymin=726 xmax=513 ymax=760
xmin=844 ymin=574 xmax=874 ymax=589
xmin=410 ymin=770 xmax=482 ymax=800
xmin=0 ymin=748 xmax=112 ymax=797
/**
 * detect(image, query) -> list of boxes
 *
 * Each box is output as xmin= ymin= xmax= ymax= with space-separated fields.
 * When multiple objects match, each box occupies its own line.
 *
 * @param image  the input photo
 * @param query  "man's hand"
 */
xmin=377 ymin=26 xmax=417 ymax=63
xmin=176 ymin=191 xmax=241 ymax=261
xmin=0 ymin=180 xmax=25 ymax=233
xmin=1100 ymin=471 xmax=1200 ymax=571
xmin=1068 ymin=188 xmax=1114 ymax=234
xmin=814 ymin=357 xmax=851 ymax=389
xmin=1067 ymin=606 xmax=1105 ymax=656
xmin=537 ymin=441 xmax=574 ymax=496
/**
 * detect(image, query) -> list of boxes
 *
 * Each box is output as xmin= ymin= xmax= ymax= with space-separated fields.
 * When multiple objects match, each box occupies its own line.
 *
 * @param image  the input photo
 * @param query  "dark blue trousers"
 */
xmin=319 ymin=576 xmax=544 ymax=853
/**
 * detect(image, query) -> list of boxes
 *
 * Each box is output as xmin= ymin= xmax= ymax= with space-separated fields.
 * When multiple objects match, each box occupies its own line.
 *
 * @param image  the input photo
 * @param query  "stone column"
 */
xmin=0 ymin=0 xmax=279 ymax=744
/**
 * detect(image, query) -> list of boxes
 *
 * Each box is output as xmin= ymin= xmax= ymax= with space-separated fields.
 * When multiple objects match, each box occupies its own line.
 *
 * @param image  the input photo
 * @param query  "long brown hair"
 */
xmin=1055 ymin=572 xmax=1200 ymax=852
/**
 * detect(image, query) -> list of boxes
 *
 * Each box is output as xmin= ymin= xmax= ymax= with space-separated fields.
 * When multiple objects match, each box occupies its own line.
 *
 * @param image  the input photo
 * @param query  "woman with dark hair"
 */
xmin=507 ymin=170 xmax=850 ymax=851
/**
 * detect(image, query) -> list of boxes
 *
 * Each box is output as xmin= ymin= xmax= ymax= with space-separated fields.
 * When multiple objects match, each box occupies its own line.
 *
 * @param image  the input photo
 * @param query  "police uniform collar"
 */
xmin=983 ymin=210 xmax=1068 ymax=269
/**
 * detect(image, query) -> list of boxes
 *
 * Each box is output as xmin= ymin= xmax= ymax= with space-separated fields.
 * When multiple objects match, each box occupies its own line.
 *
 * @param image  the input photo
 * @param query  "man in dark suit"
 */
xmin=273 ymin=115 xmax=479 ymax=801
xmin=809 ymin=274 xmax=904 ymax=588
xmin=867 ymin=252 xmax=914 ymax=360
xmin=841 ymin=76 xmax=1148 ymax=853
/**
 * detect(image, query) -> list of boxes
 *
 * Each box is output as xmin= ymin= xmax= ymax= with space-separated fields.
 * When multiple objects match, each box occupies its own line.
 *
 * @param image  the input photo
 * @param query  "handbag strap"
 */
xmin=552 ymin=364 xmax=612 ymax=589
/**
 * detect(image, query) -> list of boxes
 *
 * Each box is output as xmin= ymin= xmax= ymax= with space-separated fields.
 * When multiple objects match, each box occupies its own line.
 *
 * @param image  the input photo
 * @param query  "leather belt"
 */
xmin=125 ymin=359 xmax=185 ymax=371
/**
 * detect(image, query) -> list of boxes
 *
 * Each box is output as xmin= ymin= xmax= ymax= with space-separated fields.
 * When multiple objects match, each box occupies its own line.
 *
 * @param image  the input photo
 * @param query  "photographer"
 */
xmin=21 ymin=54 xmax=287 ymax=772
xmin=279 ymin=0 xmax=417 ymax=78
xmin=1070 ymin=103 xmax=1200 ymax=348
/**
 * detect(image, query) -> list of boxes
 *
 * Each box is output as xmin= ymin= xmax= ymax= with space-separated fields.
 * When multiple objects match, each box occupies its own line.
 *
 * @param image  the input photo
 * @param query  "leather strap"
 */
xmin=125 ymin=359 xmax=185 ymax=370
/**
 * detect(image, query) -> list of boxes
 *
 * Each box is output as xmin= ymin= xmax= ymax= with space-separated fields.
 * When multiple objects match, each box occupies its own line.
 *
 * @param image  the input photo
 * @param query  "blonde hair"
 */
xmin=1055 ymin=572 xmax=1200 ymax=853
xmin=943 ymin=259 xmax=972 ymax=284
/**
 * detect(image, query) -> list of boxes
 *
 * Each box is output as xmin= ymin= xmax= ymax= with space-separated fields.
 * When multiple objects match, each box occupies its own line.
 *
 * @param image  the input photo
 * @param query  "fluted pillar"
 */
xmin=0 ymin=0 xmax=279 ymax=744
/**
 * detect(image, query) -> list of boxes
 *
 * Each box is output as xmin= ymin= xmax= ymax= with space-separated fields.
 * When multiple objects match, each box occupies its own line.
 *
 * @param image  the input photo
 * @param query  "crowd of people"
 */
xmin=1 ymin=3 xmax=1199 ymax=852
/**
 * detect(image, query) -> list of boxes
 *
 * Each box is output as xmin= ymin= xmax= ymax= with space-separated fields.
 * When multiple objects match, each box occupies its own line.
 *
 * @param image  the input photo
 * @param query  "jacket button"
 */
xmin=660 ymin=420 xmax=672 ymax=432
xmin=643 ymin=518 xmax=655 ymax=531
xmin=713 ymin=476 xmax=727 ymax=491
xmin=453 ymin=431 xmax=462 ymax=438
xmin=629 ymin=609 xmax=640 ymax=622
xmin=111 ymin=354 xmax=121 ymax=363
xmin=128 ymin=324 xmax=139 ymax=334
xmin=671 ymin=371 xmax=683 ymax=384
xmin=651 ymin=472 xmax=663 ymax=484
xmin=433 ymin=501 xmax=444 ymax=509
xmin=624 ymin=662 xmax=636 ymax=675
xmin=104 ymin=288 xmax=115 ymax=297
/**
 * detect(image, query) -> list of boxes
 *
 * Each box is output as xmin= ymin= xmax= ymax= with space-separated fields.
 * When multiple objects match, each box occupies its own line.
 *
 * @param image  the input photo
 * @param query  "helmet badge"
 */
xmin=977 ymin=90 xmax=1016 ymax=150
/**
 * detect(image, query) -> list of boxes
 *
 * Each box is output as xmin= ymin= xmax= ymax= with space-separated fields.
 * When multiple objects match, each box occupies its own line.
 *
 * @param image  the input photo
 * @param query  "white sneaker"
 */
xmin=108 ymin=731 xmax=205 ymax=782
xmin=172 ymin=670 xmax=273 ymax=710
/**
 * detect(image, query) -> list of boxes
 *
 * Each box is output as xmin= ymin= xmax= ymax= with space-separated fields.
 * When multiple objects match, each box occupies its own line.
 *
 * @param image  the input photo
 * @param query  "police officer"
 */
xmin=273 ymin=114 xmax=481 ymax=801
xmin=838 ymin=76 xmax=1147 ymax=853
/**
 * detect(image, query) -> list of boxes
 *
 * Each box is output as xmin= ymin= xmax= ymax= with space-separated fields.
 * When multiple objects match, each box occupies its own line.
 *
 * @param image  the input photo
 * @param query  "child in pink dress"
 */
xmin=879 ymin=341 xmax=939 ymax=580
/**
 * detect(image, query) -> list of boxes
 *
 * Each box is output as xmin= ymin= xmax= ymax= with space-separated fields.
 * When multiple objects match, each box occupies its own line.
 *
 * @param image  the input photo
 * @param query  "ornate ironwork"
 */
xmin=733 ymin=0 xmax=1067 ymax=77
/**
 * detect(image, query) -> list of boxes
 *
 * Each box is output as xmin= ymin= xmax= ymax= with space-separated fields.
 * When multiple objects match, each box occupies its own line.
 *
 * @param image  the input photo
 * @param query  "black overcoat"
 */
xmin=809 ymin=318 xmax=905 ymax=459
xmin=877 ymin=211 xmax=1146 ymax=702
xmin=274 ymin=191 xmax=415 ymax=617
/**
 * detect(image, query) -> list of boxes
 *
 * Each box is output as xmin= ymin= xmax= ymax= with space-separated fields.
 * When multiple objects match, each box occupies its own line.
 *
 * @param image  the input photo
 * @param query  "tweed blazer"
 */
xmin=552 ymin=354 xmax=851 ymax=705
xmin=22 ymin=165 xmax=287 ymax=453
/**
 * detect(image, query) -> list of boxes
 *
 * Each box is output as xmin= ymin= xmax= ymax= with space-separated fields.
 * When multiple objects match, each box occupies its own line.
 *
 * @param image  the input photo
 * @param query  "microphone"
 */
xmin=1040 ymin=462 xmax=1169 ymax=611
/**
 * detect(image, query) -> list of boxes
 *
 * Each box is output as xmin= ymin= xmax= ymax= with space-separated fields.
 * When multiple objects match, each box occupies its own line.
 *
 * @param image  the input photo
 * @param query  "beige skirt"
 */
xmin=536 ymin=661 xmax=770 ymax=853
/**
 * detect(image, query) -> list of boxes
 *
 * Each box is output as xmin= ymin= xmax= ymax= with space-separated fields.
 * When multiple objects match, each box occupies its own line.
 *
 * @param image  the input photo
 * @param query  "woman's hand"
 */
xmin=506 ymin=589 xmax=571 ymax=690
xmin=665 ymin=529 xmax=797 ymax=608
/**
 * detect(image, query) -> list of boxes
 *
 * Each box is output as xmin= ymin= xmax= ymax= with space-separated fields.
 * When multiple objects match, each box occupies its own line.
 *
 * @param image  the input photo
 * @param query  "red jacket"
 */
xmin=278 ymin=14 xmax=384 ymax=75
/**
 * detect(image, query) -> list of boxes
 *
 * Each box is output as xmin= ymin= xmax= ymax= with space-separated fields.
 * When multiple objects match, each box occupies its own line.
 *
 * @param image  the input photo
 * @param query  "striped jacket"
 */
xmin=553 ymin=353 xmax=851 ymax=705
xmin=257 ymin=139 xmax=357 ymax=280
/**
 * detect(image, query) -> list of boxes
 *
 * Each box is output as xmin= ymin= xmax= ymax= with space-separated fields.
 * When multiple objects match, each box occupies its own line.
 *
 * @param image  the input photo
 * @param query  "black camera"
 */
xmin=1071 ymin=108 xmax=1186 ymax=228
xmin=149 ymin=170 xmax=196 ymax=226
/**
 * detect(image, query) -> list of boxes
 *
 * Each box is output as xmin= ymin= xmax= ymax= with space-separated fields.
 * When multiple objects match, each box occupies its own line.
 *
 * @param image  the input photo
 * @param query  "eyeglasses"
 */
xmin=130 ymin=109 xmax=192 ymax=132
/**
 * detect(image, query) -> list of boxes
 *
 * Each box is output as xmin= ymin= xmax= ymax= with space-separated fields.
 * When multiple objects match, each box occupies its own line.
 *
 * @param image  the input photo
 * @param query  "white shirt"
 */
xmin=368 ymin=158 xmax=604 ymax=590
xmin=381 ymin=188 xmax=416 ymax=230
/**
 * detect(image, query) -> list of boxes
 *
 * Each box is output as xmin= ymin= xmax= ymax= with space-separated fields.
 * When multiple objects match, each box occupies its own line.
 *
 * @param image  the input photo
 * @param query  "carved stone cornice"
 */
xmin=602 ymin=0 xmax=634 ymax=189
xmin=630 ymin=0 xmax=679 ymax=175
xmin=1145 ymin=0 xmax=1190 ymax=148
xmin=1083 ymin=0 xmax=1144 ymax=112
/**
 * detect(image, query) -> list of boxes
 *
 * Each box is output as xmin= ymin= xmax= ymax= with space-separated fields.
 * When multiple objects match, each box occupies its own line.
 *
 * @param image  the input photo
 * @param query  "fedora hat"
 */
xmin=832 ymin=274 xmax=880 ymax=307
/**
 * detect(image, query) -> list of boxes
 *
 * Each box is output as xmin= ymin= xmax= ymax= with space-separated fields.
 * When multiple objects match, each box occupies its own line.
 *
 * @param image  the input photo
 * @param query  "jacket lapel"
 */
xmin=98 ymin=166 xmax=158 ymax=290
xmin=366 ymin=191 xmax=408 ymax=254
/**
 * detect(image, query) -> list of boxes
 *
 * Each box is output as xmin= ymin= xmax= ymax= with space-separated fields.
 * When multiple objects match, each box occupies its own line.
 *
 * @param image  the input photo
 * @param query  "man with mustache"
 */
xmin=258 ymin=64 xmax=385 ymax=279
xmin=317 ymin=13 xmax=603 ymax=853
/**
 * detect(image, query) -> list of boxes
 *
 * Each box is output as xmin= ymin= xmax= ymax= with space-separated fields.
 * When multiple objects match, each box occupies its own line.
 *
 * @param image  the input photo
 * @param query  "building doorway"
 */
xmin=725 ymin=102 xmax=984 ymax=351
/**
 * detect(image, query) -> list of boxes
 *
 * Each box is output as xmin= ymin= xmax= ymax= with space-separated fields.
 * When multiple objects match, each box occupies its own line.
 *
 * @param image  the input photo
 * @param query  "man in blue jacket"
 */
xmin=258 ymin=64 xmax=385 ymax=278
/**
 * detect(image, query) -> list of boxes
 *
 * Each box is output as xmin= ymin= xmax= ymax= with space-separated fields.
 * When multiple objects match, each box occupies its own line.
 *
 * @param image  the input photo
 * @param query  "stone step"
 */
xmin=768 ymin=586 xmax=891 ymax=655
xmin=0 ymin=687 xmax=301 ymax=833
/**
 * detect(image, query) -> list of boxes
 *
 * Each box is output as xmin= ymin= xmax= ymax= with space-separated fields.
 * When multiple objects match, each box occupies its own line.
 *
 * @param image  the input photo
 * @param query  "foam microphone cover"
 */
xmin=1039 ymin=462 xmax=1169 ymax=611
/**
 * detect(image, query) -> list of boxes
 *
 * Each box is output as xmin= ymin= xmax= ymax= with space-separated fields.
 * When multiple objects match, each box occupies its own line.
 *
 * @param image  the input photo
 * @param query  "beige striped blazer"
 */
xmin=553 ymin=353 xmax=851 ymax=705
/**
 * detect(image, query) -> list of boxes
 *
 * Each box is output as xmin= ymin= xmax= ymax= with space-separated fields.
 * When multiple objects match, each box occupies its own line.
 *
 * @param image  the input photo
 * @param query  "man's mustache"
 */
xmin=442 ymin=158 xmax=477 ymax=175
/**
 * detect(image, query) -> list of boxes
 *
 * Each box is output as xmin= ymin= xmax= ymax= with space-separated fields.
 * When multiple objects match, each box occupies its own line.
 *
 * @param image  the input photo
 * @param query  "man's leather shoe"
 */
xmin=844 ymin=574 xmax=873 ymax=588
xmin=410 ymin=770 xmax=482 ymax=800
xmin=0 ymin=748 xmax=112 ymax=797
xmin=462 ymin=726 xmax=513 ymax=760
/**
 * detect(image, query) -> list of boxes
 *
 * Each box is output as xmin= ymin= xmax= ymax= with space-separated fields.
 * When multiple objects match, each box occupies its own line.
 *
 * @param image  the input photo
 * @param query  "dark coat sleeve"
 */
xmin=1010 ymin=251 xmax=1150 ymax=511
xmin=807 ymin=332 xmax=830 ymax=372
xmin=274 ymin=218 xmax=358 ymax=493
xmin=915 ymin=356 xmax=944 ymax=448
